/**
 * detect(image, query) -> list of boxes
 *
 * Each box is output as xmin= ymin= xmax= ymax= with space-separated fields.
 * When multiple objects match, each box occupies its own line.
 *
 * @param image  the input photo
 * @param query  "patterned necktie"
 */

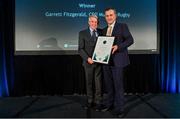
xmin=106 ymin=26 xmax=112 ymax=36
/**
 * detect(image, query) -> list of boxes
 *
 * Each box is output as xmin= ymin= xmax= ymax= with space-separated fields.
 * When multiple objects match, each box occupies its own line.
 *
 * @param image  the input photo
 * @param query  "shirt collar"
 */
xmin=89 ymin=27 xmax=97 ymax=33
xmin=108 ymin=21 xmax=116 ymax=28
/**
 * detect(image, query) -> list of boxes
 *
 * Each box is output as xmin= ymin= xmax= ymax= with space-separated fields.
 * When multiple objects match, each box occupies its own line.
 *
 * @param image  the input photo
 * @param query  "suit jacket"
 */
xmin=78 ymin=28 xmax=102 ymax=65
xmin=103 ymin=22 xmax=134 ymax=67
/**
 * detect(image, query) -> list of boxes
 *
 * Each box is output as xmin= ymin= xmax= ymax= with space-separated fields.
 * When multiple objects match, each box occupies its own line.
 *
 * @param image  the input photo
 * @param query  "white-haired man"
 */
xmin=78 ymin=15 xmax=102 ymax=110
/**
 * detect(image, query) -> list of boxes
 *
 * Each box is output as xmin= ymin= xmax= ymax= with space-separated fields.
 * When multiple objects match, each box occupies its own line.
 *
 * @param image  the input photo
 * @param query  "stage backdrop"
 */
xmin=15 ymin=0 xmax=158 ymax=54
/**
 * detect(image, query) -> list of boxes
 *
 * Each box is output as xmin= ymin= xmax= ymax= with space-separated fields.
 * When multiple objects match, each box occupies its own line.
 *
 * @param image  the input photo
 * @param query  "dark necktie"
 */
xmin=92 ymin=30 xmax=97 ymax=41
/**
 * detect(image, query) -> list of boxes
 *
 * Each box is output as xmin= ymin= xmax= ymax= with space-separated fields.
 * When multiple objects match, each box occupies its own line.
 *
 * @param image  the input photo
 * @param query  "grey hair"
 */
xmin=88 ymin=15 xmax=98 ymax=22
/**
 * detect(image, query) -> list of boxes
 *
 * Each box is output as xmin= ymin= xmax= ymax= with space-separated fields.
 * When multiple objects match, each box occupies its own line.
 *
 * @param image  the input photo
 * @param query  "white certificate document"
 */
xmin=92 ymin=36 xmax=115 ymax=64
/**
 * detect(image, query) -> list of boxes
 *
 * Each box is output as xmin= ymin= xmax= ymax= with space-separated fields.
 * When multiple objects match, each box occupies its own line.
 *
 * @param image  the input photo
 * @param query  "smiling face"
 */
xmin=105 ymin=9 xmax=117 ymax=25
xmin=88 ymin=16 xmax=98 ymax=30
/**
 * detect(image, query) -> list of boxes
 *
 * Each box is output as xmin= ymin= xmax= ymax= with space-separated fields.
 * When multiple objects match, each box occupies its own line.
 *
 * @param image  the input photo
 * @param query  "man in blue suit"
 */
xmin=101 ymin=8 xmax=134 ymax=116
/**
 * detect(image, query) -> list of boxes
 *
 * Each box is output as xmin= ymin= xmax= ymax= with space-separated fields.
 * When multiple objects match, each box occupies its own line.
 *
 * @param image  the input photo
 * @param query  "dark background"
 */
xmin=0 ymin=0 xmax=180 ymax=97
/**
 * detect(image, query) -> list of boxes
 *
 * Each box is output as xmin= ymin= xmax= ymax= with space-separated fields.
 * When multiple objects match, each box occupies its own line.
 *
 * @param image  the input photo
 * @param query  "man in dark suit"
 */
xmin=100 ymin=8 xmax=134 ymax=116
xmin=78 ymin=15 xmax=102 ymax=110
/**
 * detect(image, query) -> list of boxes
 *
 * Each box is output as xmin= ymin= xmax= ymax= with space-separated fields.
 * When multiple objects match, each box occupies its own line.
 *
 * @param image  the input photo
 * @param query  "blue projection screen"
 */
xmin=15 ymin=0 xmax=159 ymax=55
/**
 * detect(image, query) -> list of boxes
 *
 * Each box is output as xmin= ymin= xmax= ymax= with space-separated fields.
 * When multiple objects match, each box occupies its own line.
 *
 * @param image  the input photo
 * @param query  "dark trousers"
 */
xmin=103 ymin=65 xmax=124 ymax=111
xmin=84 ymin=63 xmax=102 ymax=104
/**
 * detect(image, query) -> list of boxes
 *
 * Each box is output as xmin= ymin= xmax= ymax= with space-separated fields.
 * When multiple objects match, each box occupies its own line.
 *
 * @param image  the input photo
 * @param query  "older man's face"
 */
xmin=88 ymin=17 xmax=98 ymax=30
xmin=105 ymin=9 xmax=117 ymax=25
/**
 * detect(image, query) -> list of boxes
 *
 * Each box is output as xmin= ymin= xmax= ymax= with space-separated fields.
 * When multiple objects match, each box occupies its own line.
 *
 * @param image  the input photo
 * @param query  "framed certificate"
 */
xmin=92 ymin=36 xmax=115 ymax=64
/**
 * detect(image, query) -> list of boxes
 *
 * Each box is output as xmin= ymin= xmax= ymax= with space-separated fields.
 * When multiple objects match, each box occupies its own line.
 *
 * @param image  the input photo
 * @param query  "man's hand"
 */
xmin=112 ymin=45 xmax=118 ymax=54
xmin=87 ymin=57 xmax=94 ymax=64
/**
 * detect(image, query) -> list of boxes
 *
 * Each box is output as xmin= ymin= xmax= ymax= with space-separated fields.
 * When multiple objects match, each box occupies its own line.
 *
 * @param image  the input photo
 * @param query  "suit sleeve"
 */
xmin=78 ymin=31 xmax=89 ymax=61
xmin=118 ymin=24 xmax=134 ymax=50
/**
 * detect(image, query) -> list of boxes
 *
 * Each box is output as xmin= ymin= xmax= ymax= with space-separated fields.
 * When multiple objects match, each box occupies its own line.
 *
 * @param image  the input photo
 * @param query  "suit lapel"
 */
xmin=112 ymin=22 xmax=119 ymax=36
xmin=104 ymin=22 xmax=119 ymax=36
xmin=85 ymin=28 xmax=91 ymax=39
xmin=103 ymin=27 xmax=108 ymax=36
